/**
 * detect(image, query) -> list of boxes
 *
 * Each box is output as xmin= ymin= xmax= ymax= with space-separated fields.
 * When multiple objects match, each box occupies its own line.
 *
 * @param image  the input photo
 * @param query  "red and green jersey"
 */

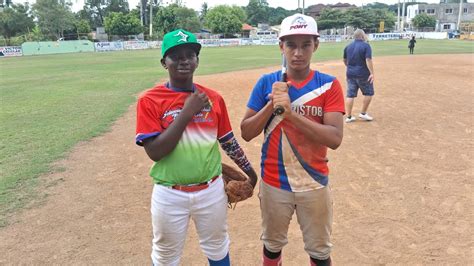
xmin=135 ymin=83 xmax=232 ymax=186
xmin=247 ymin=70 xmax=345 ymax=192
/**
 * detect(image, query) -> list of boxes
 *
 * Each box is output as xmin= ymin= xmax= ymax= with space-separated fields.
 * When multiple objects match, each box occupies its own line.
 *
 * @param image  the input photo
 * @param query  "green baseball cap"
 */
xmin=161 ymin=29 xmax=201 ymax=58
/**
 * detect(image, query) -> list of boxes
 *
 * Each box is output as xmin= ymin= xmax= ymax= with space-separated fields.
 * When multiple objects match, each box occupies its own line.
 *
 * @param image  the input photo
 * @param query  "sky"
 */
xmin=123 ymin=0 xmax=443 ymax=11
xmin=13 ymin=0 xmax=445 ymax=12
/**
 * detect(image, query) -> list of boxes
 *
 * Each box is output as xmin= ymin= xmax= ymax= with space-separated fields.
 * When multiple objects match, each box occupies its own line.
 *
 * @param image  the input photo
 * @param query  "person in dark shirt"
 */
xmin=408 ymin=36 xmax=416 ymax=54
xmin=343 ymin=29 xmax=375 ymax=123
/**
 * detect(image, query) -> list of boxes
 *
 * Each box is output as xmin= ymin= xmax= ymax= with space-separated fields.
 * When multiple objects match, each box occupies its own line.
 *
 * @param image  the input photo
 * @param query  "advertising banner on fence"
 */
xmin=95 ymin=42 xmax=124 ymax=52
xmin=320 ymin=35 xmax=344 ymax=42
xmin=123 ymin=41 xmax=149 ymax=50
xmin=259 ymin=38 xmax=279 ymax=45
xmin=148 ymin=41 xmax=162 ymax=49
xmin=199 ymin=39 xmax=241 ymax=47
xmin=0 ymin=46 xmax=22 ymax=57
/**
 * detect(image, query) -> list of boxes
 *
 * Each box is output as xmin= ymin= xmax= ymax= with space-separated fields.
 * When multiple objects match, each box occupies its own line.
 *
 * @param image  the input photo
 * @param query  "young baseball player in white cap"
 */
xmin=241 ymin=14 xmax=345 ymax=266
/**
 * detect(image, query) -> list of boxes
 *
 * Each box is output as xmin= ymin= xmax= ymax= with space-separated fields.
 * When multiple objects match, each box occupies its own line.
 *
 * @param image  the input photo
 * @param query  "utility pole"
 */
xmin=457 ymin=0 xmax=463 ymax=31
xmin=397 ymin=0 xmax=401 ymax=32
xmin=302 ymin=0 xmax=305 ymax=15
xmin=401 ymin=0 xmax=406 ymax=32
xmin=140 ymin=0 xmax=144 ymax=25
xmin=149 ymin=0 xmax=153 ymax=38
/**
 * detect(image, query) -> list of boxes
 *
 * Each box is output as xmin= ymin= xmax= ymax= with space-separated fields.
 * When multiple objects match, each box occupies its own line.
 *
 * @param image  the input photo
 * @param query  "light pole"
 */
xmin=401 ymin=0 xmax=406 ymax=32
xmin=457 ymin=0 xmax=463 ymax=31
xmin=397 ymin=0 xmax=401 ymax=32
xmin=149 ymin=0 xmax=153 ymax=38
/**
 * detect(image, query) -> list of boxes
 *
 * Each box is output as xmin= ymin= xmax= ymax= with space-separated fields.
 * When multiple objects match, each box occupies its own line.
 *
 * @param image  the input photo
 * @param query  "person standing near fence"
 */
xmin=408 ymin=36 xmax=416 ymax=54
xmin=343 ymin=29 xmax=375 ymax=123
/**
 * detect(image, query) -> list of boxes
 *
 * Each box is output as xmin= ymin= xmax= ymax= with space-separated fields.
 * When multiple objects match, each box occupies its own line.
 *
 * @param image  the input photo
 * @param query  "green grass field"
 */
xmin=0 ymin=39 xmax=473 ymax=225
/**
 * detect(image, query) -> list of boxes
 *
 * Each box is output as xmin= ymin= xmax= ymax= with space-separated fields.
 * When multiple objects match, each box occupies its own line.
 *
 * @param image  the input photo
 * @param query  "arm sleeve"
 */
xmin=135 ymin=97 xmax=163 ymax=146
xmin=365 ymin=44 xmax=372 ymax=59
xmin=217 ymin=94 xmax=252 ymax=172
xmin=246 ymin=76 xmax=268 ymax=112
xmin=324 ymin=79 xmax=346 ymax=114
xmin=219 ymin=135 xmax=252 ymax=172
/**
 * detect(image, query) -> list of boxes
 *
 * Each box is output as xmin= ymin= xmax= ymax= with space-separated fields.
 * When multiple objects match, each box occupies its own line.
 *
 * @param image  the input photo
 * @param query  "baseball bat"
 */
xmin=273 ymin=54 xmax=287 ymax=116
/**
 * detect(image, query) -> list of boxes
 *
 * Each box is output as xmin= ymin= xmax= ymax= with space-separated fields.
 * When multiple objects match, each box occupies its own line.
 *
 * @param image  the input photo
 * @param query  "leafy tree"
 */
xmin=76 ymin=19 xmax=91 ymax=34
xmin=62 ymin=19 xmax=91 ymax=39
xmin=343 ymin=8 xmax=373 ymax=30
xmin=318 ymin=8 xmax=345 ymax=30
xmin=200 ymin=2 xmax=208 ymax=23
xmin=267 ymin=7 xmax=290 ymax=26
xmin=32 ymin=0 xmax=76 ymax=40
xmin=80 ymin=0 xmax=132 ymax=29
xmin=27 ymin=25 xmax=45 ymax=41
xmin=83 ymin=0 xmax=107 ymax=27
xmin=230 ymin=6 xmax=246 ymax=23
xmin=412 ymin=13 xmax=436 ymax=29
xmin=104 ymin=0 xmax=129 ymax=15
xmin=153 ymin=4 xmax=201 ymax=36
xmin=205 ymin=5 xmax=245 ymax=37
xmin=365 ymin=2 xmax=390 ymax=10
xmin=175 ymin=7 xmax=201 ymax=32
xmin=0 ymin=3 xmax=35 ymax=44
xmin=132 ymin=0 xmax=160 ymax=28
xmin=246 ymin=0 xmax=269 ymax=25
xmin=371 ymin=8 xmax=396 ymax=31
xmin=342 ymin=8 xmax=395 ymax=32
xmin=104 ymin=12 xmax=143 ymax=36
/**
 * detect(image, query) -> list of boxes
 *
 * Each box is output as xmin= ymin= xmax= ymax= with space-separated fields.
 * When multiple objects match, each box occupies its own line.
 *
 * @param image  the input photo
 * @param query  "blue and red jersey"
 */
xmin=247 ymin=70 xmax=345 ymax=192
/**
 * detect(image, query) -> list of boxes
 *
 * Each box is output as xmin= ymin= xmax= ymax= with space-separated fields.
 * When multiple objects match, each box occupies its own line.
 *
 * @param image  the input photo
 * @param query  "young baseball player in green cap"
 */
xmin=241 ymin=14 xmax=345 ymax=265
xmin=135 ymin=29 xmax=257 ymax=266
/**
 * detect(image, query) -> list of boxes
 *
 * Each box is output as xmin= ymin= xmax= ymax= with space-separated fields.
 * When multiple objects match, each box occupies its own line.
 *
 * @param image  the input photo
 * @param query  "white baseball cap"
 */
xmin=279 ymin=13 xmax=319 ymax=39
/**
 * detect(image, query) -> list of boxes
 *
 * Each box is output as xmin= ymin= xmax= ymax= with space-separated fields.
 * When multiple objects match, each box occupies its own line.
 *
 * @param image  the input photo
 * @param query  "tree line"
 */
xmin=0 ymin=0 xmax=433 ymax=46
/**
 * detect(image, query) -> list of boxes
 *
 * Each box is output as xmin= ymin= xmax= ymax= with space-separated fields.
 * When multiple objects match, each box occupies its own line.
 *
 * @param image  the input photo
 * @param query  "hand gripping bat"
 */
xmin=273 ymin=54 xmax=287 ymax=116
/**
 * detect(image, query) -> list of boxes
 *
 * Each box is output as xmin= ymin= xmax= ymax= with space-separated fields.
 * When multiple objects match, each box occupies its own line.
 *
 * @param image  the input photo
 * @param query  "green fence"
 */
xmin=22 ymin=40 xmax=95 ymax=56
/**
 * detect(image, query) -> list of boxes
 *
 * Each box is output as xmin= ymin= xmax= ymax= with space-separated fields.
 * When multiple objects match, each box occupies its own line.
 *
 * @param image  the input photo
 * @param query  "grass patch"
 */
xmin=0 ymin=39 xmax=473 ymax=226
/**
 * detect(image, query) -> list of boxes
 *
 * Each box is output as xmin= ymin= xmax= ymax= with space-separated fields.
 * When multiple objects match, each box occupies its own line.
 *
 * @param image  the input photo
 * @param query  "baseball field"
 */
xmin=0 ymin=39 xmax=473 ymax=264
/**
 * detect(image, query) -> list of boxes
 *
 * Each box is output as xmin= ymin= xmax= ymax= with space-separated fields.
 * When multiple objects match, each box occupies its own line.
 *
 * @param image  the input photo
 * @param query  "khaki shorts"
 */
xmin=259 ymin=180 xmax=333 ymax=260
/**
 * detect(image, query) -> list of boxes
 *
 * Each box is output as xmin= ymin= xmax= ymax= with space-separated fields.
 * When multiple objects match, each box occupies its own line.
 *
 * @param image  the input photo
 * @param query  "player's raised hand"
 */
xmin=183 ymin=89 xmax=209 ymax=116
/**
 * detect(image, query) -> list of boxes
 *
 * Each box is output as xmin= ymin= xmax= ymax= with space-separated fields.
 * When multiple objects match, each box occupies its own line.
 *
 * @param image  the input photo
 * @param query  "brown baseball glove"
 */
xmin=222 ymin=163 xmax=254 ymax=208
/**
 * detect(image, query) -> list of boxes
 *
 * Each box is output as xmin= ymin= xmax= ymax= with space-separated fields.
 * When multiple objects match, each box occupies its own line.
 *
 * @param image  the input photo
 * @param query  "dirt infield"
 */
xmin=1 ymin=54 xmax=472 ymax=265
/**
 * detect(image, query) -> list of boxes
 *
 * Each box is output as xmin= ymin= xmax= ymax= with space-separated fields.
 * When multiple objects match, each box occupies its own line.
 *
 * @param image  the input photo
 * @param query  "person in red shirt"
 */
xmin=136 ymin=29 xmax=257 ymax=266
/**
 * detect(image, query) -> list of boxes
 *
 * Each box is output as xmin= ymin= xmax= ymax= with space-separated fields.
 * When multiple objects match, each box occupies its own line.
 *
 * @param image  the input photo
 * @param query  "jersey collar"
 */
xmin=166 ymin=82 xmax=195 ymax=92
xmin=288 ymin=70 xmax=315 ymax=89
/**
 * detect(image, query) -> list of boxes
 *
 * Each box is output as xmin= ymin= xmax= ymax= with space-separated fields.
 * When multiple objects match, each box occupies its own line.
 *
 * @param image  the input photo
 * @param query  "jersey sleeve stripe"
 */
xmin=264 ymin=115 xmax=283 ymax=142
xmin=277 ymin=132 xmax=291 ymax=191
xmin=247 ymin=103 xmax=262 ymax=112
xmin=135 ymin=132 xmax=161 ymax=146
xmin=218 ymin=131 xmax=234 ymax=143
xmin=292 ymin=81 xmax=333 ymax=106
